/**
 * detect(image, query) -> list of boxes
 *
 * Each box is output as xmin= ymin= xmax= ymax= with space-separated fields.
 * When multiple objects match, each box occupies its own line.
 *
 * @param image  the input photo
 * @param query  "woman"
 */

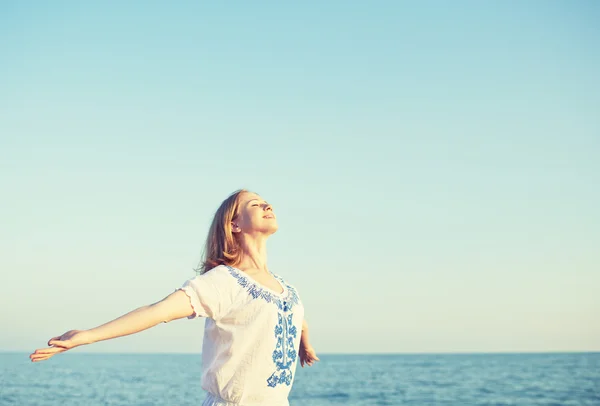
xmin=30 ymin=189 xmax=319 ymax=406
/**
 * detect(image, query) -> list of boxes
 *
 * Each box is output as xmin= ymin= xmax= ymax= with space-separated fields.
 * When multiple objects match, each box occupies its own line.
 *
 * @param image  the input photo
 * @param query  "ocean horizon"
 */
xmin=1 ymin=351 xmax=598 ymax=405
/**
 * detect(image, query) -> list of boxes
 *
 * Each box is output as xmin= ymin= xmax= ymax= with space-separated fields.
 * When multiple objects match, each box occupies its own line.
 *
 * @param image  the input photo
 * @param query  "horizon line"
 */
xmin=5 ymin=350 xmax=599 ymax=356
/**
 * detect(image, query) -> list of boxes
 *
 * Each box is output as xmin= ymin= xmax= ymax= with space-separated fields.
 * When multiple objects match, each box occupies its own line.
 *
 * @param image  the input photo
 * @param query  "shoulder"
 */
xmin=203 ymin=264 xmax=232 ymax=277
xmin=188 ymin=265 xmax=238 ymax=288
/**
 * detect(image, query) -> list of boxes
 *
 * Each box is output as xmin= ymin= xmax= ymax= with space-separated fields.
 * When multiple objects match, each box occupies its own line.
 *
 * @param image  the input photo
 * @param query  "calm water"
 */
xmin=1 ymin=352 xmax=598 ymax=405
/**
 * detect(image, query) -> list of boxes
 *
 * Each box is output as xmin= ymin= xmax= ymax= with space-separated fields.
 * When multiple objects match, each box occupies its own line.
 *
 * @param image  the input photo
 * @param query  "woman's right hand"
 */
xmin=29 ymin=330 xmax=90 ymax=362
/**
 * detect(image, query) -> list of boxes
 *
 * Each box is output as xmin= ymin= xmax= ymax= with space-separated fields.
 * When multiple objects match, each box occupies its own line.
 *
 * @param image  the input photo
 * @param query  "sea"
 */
xmin=1 ymin=352 xmax=598 ymax=405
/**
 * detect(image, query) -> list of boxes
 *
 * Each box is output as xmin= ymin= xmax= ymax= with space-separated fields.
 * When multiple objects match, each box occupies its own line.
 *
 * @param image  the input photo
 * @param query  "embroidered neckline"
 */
xmin=224 ymin=266 xmax=300 ymax=312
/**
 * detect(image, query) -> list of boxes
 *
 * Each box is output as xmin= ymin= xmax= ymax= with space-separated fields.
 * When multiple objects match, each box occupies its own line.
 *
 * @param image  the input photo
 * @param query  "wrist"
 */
xmin=77 ymin=330 xmax=95 ymax=346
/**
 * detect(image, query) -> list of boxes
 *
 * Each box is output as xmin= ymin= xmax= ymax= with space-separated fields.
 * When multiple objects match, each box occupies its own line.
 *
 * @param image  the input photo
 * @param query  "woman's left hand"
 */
xmin=299 ymin=341 xmax=320 ymax=367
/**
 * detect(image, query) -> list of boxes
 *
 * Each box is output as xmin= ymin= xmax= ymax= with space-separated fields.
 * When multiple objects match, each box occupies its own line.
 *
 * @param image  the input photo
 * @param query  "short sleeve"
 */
xmin=178 ymin=265 xmax=238 ymax=320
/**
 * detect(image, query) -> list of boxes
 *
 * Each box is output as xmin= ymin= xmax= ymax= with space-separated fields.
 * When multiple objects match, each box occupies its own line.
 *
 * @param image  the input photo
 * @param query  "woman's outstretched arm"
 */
xmin=29 ymin=289 xmax=194 ymax=362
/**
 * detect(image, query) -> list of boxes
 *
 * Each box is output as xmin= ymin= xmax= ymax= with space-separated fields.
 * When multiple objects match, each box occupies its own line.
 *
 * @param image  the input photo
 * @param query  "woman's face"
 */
xmin=233 ymin=192 xmax=278 ymax=235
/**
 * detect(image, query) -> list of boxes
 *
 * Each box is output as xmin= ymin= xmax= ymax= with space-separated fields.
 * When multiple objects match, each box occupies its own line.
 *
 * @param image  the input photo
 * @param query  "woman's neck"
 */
xmin=236 ymin=234 xmax=269 ymax=273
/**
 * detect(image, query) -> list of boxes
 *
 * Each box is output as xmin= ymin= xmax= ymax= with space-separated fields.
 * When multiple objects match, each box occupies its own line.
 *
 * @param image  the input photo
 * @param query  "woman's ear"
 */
xmin=231 ymin=222 xmax=241 ymax=233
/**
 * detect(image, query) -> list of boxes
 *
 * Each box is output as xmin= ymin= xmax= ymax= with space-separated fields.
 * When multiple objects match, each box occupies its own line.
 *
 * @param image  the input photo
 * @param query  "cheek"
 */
xmin=239 ymin=211 xmax=259 ymax=227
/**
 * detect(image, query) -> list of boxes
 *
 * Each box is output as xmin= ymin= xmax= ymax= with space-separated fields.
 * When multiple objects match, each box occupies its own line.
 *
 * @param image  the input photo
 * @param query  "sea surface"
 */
xmin=1 ymin=352 xmax=598 ymax=406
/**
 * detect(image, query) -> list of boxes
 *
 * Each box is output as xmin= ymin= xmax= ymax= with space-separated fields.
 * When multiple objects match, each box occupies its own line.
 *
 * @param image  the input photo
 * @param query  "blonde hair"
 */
xmin=198 ymin=189 xmax=248 ymax=274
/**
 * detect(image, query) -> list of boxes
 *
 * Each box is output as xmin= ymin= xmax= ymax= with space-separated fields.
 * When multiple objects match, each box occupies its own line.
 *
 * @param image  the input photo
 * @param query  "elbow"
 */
xmin=149 ymin=303 xmax=174 ymax=324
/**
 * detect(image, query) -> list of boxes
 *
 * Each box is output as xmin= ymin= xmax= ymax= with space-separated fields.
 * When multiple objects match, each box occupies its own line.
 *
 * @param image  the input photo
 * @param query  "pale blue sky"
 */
xmin=1 ymin=1 xmax=598 ymax=354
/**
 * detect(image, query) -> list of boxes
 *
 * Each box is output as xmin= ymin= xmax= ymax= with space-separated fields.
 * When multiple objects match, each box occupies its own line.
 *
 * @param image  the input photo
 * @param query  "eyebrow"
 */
xmin=247 ymin=199 xmax=267 ymax=205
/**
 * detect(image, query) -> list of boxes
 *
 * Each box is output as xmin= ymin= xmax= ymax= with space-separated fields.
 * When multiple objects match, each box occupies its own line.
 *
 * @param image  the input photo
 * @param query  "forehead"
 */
xmin=239 ymin=192 xmax=263 ymax=204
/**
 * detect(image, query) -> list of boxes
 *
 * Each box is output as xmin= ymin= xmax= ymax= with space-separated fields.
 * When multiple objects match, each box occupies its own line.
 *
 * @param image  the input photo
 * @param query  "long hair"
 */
xmin=198 ymin=189 xmax=248 ymax=274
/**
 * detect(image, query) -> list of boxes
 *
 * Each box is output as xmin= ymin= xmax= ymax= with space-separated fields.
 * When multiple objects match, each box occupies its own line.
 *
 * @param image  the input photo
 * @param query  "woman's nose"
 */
xmin=265 ymin=203 xmax=273 ymax=211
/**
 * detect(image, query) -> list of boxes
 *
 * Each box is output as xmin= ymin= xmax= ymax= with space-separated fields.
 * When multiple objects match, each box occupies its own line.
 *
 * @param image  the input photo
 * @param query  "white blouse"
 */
xmin=179 ymin=265 xmax=304 ymax=406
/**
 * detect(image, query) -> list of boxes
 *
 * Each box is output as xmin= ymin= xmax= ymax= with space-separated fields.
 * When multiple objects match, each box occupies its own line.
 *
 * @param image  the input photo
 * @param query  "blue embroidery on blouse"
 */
xmin=224 ymin=266 xmax=301 ymax=388
xmin=267 ymin=312 xmax=297 ymax=387
xmin=224 ymin=266 xmax=299 ymax=312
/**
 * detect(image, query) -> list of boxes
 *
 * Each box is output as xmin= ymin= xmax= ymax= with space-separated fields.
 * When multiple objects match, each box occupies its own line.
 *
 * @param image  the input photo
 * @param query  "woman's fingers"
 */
xmin=48 ymin=338 xmax=71 ymax=348
xmin=32 ymin=354 xmax=55 ymax=362
xmin=30 ymin=351 xmax=57 ymax=362
xmin=33 ymin=346 xmax=65 ymax=355
xmin=306 ymin=352 xmax=318 ymax=366
xmin=47 ymin=336 xmax=61 ymax=346
xmin=299 ymin=349 xmax=319 ymax=367
xmin=32 ymin=348 xmax=53 ymax=355
xmin=48 ymin=341 xmax=66 ymax=348
xmin=30 ymin=353 xmax=52 ymax=362
xmin=29 ymin=345 xmax=68 ymax=362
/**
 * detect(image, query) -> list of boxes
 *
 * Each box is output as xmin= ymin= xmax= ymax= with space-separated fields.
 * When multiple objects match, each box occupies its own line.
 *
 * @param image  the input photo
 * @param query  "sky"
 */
xmin=1 ymin=1 xmax=599 ymax=355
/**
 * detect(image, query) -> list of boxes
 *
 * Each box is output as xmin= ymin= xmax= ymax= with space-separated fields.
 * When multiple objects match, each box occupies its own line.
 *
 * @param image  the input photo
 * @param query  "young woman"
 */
xmin=30 ymin=189 xmax=319 ymax=406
